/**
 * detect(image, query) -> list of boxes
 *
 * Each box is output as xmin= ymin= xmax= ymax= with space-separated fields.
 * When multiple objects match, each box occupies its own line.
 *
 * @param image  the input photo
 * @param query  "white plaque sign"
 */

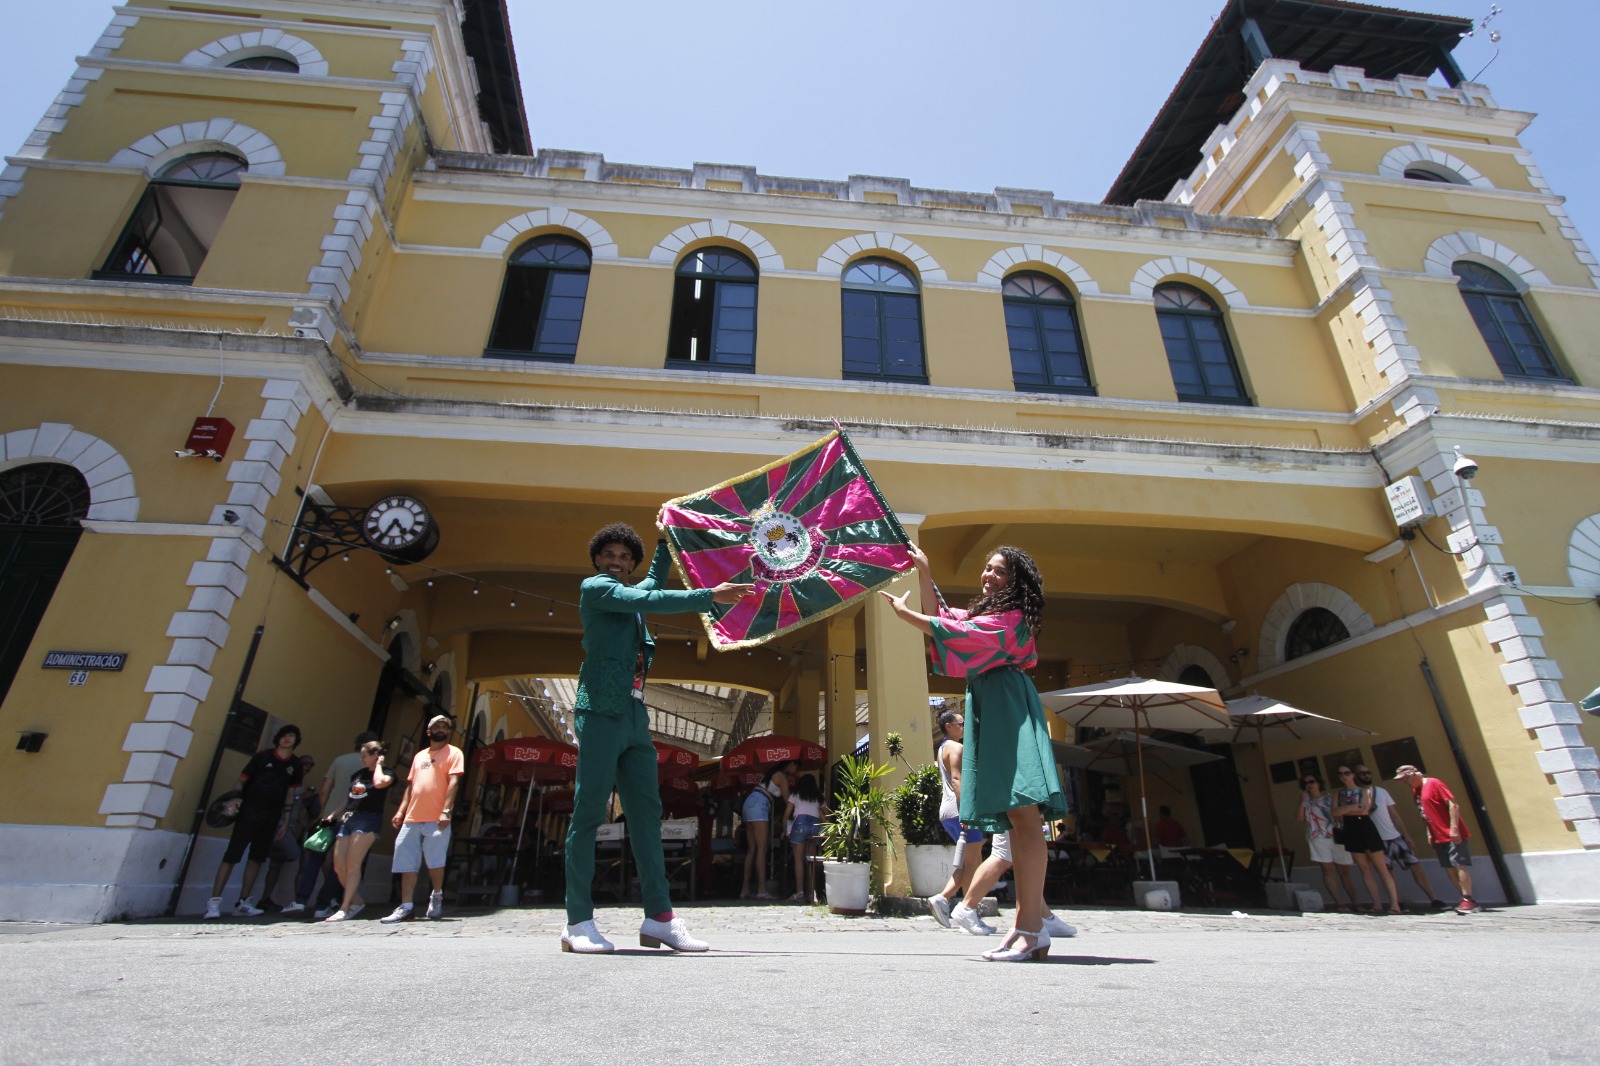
xmin=1385 ymin=477 xmax=1434 ymax=529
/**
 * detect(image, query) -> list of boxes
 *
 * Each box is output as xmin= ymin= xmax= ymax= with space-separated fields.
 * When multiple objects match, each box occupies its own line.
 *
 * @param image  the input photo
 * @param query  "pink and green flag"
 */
xmin=660 ymin=429 xmax=914 ymax=650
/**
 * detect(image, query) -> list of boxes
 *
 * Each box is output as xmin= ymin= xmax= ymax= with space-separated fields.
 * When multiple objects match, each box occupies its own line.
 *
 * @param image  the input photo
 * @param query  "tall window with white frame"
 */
xmin=485 ymin=234 xmax=591 ymax=361
xmin=1153 ymin=282 xmax=1249 ymax=405
xmin=96 ymin=153 xmax=246 ymax=284
xmin=841 ymin=258 xmax=926 ymax=383
xmin=1003 ymin=272 xmax=1093 ymax=394
xmin=666 ymin=247 xmax=758 ymax=371
xmin=1451 ymin=261 xmax=1568 ymax=382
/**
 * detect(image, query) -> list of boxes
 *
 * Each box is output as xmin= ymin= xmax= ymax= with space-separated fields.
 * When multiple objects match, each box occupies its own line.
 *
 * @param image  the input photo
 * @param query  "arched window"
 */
xmin=1403 ymin=166 xmax=1460 ymax=184
xmin=841 ymin=258 xmax=926 ymax=382
xmin=96 ymin=152 xmax=246 ymax=283
xmin=1154 ymin=283 xmax=1249 ymax=404
xmin=1452 ymin=261 xmax=1567 ymax=382
xmin=1003 ymin=272 xmax=1092 ymax=394
xmin=485 ymin=235 xmax=591 ymax=361
xmin=227 ymin=54 xmax=299 ymax=73
xmin=666 ymin=247 xmax=757 ymax=371
xmin=0 ymin=463 xmax=90 ymax=705
xmin=1283 ymin=607 xmax=1350 ymax=661
xmin=1177 ymin=664 xmax=1215 ymax=689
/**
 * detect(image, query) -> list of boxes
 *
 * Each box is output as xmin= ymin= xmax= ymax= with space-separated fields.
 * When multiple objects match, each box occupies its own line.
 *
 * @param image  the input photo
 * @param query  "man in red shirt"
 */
xmin=1395 ymin=765 xmax=1480 ymax=914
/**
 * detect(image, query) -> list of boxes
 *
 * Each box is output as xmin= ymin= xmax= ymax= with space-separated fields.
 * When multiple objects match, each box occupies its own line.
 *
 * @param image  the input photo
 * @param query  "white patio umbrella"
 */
xmin=1041 ymin=677 xmax=1231 ymax=880
xmin=1200 ymin=695 xmax=1376 ymax=880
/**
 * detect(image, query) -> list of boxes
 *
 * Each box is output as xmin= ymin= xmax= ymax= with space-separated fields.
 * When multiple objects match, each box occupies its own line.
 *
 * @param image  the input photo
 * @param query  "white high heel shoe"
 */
xmin=981 ymin=926 xmax=1051 ymax=962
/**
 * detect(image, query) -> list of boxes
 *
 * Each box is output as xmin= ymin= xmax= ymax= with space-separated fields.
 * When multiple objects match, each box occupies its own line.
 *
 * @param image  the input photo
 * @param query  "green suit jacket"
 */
xmin=574 ymin=542 xmax=714 ymax=717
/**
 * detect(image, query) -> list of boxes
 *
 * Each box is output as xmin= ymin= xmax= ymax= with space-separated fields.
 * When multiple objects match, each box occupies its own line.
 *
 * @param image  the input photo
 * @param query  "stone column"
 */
xmin=822 ymin=610 xmax=858 ymax=771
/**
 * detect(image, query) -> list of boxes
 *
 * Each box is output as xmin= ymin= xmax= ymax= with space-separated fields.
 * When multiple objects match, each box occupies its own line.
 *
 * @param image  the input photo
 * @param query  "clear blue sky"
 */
xmin=2 ymin=1 xmax=1596 ymax=260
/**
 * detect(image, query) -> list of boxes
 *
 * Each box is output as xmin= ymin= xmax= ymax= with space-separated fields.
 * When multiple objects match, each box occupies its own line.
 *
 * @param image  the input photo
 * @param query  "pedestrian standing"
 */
xmin=323 ymin=740 xmax=393 ymax=922
xmin=784 ymin=773 xmax=827 ymax=903
xmin=381 ymin=715 xmax=464 ymax=923
xmin=283 ymin=731 xmax=380 ymax=918
xmin=1395 ymin=765 xmax=1481 ymax=913
xmin=559 ymin=522 xmax=751 ymax=954
xmin=1296 ymin=772 xmax=1360 ymax=910
xmin=740 ymin=761 xmax=793 ymax=900
xmin=925 ymin=708 xmax=984 ymax=927
xmin=1360 ymin=764 xmax=1445 ymax=910
xmin=880 ymin=544 xmax=1068 ymax=962
xmin=203 ymin=724 xmax=306 ymax=919
xmin=1332 ymin=764 xmax=1401 ymax=914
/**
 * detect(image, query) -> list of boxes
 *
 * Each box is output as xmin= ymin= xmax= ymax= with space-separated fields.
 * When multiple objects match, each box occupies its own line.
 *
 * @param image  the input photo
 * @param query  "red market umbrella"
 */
xmin=709 ymin=768 xmax=764 ymax=799
xmin=721 ymin=734 xmax=827 ymax=774
xmin=659 ymin=775 xmax=704 ymax=818
xmin=475 ymin=736 xmax=579 ymax=785
xmin=653 ymin=740 xmax=701 ymax=781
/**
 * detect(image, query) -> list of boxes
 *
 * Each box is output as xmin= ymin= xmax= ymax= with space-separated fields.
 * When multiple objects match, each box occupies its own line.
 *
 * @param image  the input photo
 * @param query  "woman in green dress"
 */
xmin=880 ymin=544 xmax=1067 ymax=962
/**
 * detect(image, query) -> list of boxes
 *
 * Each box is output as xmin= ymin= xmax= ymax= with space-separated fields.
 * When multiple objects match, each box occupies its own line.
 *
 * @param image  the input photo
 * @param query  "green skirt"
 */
xmin=958 ymin=667 xmax=1069 ymax=834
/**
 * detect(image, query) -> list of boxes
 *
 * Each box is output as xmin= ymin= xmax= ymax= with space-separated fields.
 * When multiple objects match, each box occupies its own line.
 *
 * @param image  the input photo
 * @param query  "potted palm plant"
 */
xmin=819 ymin=754 xmax=895 ymax=914
xmin=891 ymin=763 xmax=952 ymax=897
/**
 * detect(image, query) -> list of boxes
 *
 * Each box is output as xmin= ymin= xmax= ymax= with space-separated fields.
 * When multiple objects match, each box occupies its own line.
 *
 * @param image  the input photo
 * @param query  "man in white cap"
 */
xmin=382 ymin=714 xmax=464 ymax=922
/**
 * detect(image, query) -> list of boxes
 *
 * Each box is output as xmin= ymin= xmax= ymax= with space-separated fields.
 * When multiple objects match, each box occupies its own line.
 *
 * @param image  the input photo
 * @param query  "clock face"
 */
xmin=363 ymin=495 xmax=432 ymax=550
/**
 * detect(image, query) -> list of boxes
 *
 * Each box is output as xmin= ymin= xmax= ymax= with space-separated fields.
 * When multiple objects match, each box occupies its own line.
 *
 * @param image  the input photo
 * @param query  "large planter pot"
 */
xmin=822 ymin=860 xmax=871 ymax=915
xmin=905 ymin=843 xmax=954 ymax=898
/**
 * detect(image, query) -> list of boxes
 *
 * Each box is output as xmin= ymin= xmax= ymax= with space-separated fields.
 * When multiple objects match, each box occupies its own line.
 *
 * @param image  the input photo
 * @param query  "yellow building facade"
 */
xmin=1 ymin=0 xmax=1596 ymax=921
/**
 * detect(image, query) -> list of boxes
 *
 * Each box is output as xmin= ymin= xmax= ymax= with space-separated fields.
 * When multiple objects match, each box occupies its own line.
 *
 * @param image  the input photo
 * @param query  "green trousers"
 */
xmin=564 ymin=700 xmax=670 ymax=924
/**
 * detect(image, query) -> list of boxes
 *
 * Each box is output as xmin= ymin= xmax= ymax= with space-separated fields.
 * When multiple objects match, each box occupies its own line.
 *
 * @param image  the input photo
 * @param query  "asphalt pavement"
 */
xmin=2 ymin=900 xmax=1597 ymax=1066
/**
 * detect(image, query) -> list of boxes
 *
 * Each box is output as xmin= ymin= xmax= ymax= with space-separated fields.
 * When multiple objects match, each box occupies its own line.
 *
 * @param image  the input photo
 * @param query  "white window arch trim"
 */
xmin=1423 ymin=232 xmax=1551 ymax=290
xmin=1378 ymin=142 xmax=1492 ymax=189
xmin=181 ymin=31 xmax=329 ymax=76
xmin=649 ymin=220 xmax=784 ymax=272
xmin=1129 ymin=256 xmax=1249 ymax=308
xmin=978 ymin=245 xmax=1100 ymax=294
xmin=1157 ymin=644 xmax=1232 ymax=690
xmin=1567 ymin=514 xmax=1600 ymax=589
xmin=109 ymin=120 xmax=285 ymax=178
xmin=481 ymin=207 xmax=617 ymax=259
xmin=817 ymin=232 xmax=945 ymax=281
xmin=1257 ymin=581 xmax=1375 ymax=669
xmin=0 ymin=422 xmax=139 ymax=522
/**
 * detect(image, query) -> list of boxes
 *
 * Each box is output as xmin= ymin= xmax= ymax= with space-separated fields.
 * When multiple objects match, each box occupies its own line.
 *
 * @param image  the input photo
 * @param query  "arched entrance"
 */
xmin=0 ymin=463 xmax=91 ymax=705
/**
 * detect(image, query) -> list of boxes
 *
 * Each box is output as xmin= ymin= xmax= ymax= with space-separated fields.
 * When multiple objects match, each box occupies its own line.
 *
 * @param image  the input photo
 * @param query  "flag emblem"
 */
xmin=660 ymin=429 xmax=913 ymax=649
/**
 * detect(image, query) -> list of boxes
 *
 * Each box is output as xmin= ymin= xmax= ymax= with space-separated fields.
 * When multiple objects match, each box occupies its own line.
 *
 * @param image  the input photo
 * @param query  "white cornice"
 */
xmin=81 ymin=56 xmax=409 ymax=95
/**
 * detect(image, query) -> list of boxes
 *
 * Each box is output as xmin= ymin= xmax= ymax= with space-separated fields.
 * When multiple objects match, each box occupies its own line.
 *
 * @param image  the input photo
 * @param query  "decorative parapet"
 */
xmin=1170 ymin=59 xmax=1498 ymax=206
xmin=426 ymin=150 xmax=1276 ymax=237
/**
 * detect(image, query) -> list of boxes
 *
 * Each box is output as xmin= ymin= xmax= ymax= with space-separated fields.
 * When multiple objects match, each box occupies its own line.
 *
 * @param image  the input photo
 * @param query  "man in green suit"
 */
xmin=561 ymin=521 xmax=751 ymax=954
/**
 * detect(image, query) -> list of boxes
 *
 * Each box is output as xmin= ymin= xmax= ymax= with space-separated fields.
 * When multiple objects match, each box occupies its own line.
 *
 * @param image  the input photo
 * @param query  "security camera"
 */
xmin=1452 ymin=447 xmax=1479 ymax=481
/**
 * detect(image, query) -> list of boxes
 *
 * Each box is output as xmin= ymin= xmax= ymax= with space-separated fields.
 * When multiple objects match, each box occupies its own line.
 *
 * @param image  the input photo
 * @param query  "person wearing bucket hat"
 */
xmin=560 ymin=521 xmax=753 ymax=955
xmin=203 ymin=724 xmax=306 ymax=919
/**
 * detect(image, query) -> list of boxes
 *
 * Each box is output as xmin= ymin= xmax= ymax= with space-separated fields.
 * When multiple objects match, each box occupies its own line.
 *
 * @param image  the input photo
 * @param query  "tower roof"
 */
xmin=1104 ymin=0 xmax=1472 ymax=206
xmin=462 ymin=0 xmax=532 ymax=156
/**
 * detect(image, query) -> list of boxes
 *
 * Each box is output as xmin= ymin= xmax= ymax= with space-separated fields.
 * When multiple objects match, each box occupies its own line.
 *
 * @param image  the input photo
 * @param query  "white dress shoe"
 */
xmin=951 ymin=902 xmax=995 ymax=935
xmin=639 ymin=917 xmax=709 ymax=952
xmin=1041 ymin=914 xmax=1078 ymax=939
xmin=561 ymin=919 xmax=615 ymax=954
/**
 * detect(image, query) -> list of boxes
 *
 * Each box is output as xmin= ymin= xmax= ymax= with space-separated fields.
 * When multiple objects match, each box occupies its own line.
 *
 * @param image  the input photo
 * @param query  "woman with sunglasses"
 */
xmin=1332 ymin=764 xmax=1400 ymax=914
xmin=880 ymin=544 xmax=1067 ymax=962
xmin=322 ymin=741 xmax=393 ymax=922
xmin=1297 ymin=772 xmax=1359 ymax=911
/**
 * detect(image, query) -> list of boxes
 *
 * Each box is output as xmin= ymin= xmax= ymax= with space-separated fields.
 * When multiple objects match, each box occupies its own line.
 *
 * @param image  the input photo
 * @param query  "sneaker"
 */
xmin=425 ymin=890 xmax=443 ymax=920
xmin=313 ymin=903 xmax=338 ymax=920
xmin=380 ymin=905 xmax=414 ymax=924
xmin=279 ymin=901 xmax=306 ymax=916
xmin=639 ymin=916 xmax=710 ymax=952
xmin=951 ymin=902 xmax=995 ymax=935
xmin=927 ymin=895 xmax=953 ymax=929
xmin=232 ymin=898 xmax=264 ymax=917
xmin=1041 ymin=913 xmax=1079 ymax=939
xmin=1430 ymin=899 xmax=1449 ymax=910
xmin=560 ymin=919 xmax=615 ymax=954
xmin=1455 ymin=897 xmax=1483 ymax=914
xmin=202 ymin=896 xmax=222 ymax=920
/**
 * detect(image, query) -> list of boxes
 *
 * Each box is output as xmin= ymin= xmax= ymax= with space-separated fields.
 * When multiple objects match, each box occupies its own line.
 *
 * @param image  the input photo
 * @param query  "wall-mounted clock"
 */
xmin=362 ymin=494 xmax=439 ymax=562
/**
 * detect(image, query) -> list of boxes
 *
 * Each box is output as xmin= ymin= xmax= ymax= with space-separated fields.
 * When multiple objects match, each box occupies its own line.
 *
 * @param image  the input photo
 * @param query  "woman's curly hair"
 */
xmin=966 ymin=545 xmax=1045 ymax=635
xmin=587 ymin=522 xmax=644 ymax=569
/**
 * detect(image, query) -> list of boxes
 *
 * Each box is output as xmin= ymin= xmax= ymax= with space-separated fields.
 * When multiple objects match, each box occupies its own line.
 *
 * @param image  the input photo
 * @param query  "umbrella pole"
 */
xmin=1136 ymin=707 xmax=1156 ymax=883
xmin=510 ymin=780 xmax=536 ymax=890
xmin=1255 ymin=722 xmax=1291 ymax=882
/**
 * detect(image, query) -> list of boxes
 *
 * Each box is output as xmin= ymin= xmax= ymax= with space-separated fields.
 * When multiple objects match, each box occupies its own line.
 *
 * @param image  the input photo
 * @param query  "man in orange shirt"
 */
xmin=382 ymin=714 xmax=464 ymax=923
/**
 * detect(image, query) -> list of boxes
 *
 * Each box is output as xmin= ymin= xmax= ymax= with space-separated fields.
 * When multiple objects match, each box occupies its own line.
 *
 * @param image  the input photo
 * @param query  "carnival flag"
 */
xmin=659 ymin=429 xmax=914 ymax=650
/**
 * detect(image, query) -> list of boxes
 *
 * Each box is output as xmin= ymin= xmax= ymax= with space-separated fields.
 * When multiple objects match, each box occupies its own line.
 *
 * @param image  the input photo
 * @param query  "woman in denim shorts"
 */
xmin=740 ymin=762 xmax=794 ymax=900
xmin=323 ymin=741 xmax=392 ymax=922
xmin=784 ymin=774 xmax=828 ymax=903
